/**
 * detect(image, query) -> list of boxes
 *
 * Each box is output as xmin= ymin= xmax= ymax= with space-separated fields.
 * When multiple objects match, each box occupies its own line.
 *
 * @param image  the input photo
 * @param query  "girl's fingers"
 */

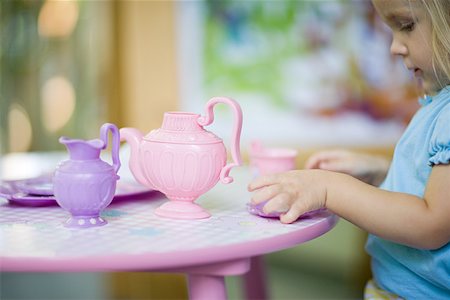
xmin=305 ymin=152 xmax=331 ymax=169
xmin=305 ymin=150 xmax=348 ymax=169
xmin=251 ymin=184 xmax=280 ymax=204
xmin=319 ymin=160 xmax=353 ymax=173
xmin=262 ymin=193 xmax=290 ymax=215
xmin=280 ymin=201 xmax=308 ymax=224
xmin=304 ymin=157 xmax=321 ymax=169
xmin=248 ymin=174 xmax=279 ymax=191
xmin=280 ymin=209 xmax=302 ymax=224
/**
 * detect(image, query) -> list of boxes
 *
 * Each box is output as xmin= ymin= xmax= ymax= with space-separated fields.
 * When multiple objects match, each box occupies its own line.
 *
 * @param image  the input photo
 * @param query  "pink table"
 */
xmin=0 ymin=154 xmax=338 ymax=300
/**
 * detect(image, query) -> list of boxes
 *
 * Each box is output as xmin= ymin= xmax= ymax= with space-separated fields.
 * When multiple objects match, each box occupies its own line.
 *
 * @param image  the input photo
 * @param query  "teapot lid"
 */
xmin=145 ymin=128 xmax=222 ymax=144
xmin=144 ymin=112 xmax=223 ymax=144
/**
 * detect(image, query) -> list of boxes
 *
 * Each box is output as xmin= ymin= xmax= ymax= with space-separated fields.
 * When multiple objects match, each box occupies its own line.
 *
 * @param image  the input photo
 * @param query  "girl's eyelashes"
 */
xmin=387 ymin=15 xmax=417 ymax=33
xmin=399 ymin=21 xmax=415 ymax=32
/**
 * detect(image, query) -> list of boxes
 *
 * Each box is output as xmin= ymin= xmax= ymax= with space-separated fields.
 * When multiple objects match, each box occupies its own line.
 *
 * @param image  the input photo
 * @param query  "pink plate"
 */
xmin=0 ymin=176 xmax=154 ymax=207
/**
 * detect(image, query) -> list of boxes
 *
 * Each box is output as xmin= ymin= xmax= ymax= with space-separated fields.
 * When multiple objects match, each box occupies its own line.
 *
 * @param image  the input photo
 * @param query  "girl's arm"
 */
xmin=248 ymin=164 xmax=450 ymax=250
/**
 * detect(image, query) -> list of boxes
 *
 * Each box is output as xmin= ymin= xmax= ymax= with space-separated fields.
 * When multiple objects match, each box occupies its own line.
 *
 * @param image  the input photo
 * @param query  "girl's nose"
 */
xmin=390 ymin=37 xmax=408 ymax=56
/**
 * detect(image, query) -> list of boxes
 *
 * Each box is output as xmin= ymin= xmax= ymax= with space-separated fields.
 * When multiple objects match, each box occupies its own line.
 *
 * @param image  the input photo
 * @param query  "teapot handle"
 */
xmin=100 ymin=123 xmax=121 ymax=174
xmin=198 ymin=97 xmax=243 ymax=184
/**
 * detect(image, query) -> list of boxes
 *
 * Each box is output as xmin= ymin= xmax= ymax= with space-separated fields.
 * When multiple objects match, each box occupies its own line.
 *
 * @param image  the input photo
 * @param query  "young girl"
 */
xmin=248 ymin=0 xmax=450 ymax=298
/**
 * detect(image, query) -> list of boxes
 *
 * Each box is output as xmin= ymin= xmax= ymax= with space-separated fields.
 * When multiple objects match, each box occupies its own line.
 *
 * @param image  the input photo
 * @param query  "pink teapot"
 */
xmin=120 ymin=97 xmax=243 ymax=219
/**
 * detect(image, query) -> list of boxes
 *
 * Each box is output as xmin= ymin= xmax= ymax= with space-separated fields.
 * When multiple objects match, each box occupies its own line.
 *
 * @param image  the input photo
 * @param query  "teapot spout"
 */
xmin=119 ymin=127 xmax=151 ymax=188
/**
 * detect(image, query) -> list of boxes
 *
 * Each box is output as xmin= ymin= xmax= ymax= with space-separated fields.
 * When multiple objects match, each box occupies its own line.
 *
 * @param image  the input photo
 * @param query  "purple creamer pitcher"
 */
xmin=53 ymin=123 xmax=121 ymax=228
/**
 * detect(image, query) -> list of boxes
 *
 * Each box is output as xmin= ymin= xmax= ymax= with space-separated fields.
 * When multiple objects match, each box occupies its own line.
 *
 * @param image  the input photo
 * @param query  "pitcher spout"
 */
xmin=59 ymin=137 xmax=104 ymax=160
xmin=119 ymin=127 xmax=151 ymax=188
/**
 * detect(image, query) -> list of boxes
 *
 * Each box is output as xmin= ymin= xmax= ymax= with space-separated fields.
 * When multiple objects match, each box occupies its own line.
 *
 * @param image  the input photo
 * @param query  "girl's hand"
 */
xmin=305 ymin=150 xmax=390 ymax=186
xmin=248 ymin=170 xmax=329 ymax=224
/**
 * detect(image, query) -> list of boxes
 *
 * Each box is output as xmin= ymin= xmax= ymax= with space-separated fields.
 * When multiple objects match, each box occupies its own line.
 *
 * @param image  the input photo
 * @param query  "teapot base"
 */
xmin=155 ymin=201 xmax=210 ymax=219
xmin=64 ymin=215 xmax=107 ymax=228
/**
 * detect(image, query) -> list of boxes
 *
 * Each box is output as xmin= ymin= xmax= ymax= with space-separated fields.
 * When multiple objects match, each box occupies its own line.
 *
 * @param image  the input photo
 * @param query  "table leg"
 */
xmin=243 ymin=256 xmax=268 ymax=300
xmin=188 ymin=274 xmax=227 ymax=300
xmin=179 ymin=258 xmax=251 ymax=300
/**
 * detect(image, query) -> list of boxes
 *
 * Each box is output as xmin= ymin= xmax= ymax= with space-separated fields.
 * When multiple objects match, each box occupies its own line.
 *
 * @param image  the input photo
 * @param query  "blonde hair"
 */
xmin=420 ymin=0 xmax=450 ymax=85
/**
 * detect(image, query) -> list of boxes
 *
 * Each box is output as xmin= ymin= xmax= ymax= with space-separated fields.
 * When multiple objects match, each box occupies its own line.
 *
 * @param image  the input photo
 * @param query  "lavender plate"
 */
xmin=13 ymin=175 xmax=54 ymax=196
xmin=9 ymin=192 xmax=57 ymax=207
xmin=0 ymin=176 xmax=154 ymax=207
xmin=247 ymin=201 xmax=326 ymax=219
xmin=114 ymin=181 xmax=154 ymax=200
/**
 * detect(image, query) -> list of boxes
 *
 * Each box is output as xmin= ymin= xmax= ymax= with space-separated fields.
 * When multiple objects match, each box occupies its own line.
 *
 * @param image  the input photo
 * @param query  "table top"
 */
xmin=0 ymin=153 xmax=338 ymax=272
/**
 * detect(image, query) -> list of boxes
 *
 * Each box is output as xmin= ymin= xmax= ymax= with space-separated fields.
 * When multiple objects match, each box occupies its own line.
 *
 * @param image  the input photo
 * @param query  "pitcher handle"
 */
xmin=197 ymin=97 xmax=243 ymax=184
xmin=100 ymin=123 xmax=121 ymax=174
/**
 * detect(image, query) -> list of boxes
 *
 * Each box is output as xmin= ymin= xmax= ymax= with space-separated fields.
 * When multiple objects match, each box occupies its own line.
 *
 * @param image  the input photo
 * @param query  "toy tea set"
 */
xmin=1 ymin=96 xmax=321 ymax=228
xmin=1 ymin=97 xmax=245 ymax=228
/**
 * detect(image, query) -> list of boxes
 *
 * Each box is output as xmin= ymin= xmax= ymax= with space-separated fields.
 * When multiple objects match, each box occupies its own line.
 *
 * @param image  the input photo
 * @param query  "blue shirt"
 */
xmin=366 ymin=86 xmax=450 ymax=299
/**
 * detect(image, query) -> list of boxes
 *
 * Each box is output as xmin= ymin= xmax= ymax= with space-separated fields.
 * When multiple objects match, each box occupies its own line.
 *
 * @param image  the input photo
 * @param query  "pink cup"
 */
xmin=248 ymin=144 xmax=325 ymax=219
xmin=248 ymin=144 xmax=297 ymax=218
xmin=250 ymin=147 xmax=298 ymax=176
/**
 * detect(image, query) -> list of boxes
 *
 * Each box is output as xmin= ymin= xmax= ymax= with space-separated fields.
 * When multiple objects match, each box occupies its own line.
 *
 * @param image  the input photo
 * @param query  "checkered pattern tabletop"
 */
xmin=0 ymin=168 xmax=337 ymax=271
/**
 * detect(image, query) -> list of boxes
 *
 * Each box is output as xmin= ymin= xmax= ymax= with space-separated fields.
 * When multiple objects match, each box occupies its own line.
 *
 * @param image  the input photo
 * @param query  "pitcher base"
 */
xmin=64 ymin=215 xmax=107 ymax=228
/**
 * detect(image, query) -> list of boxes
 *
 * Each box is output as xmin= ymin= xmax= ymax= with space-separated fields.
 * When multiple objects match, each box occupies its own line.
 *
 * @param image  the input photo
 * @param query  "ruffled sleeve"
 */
xmin=429 ymin=104 xmax=450 ymax=166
